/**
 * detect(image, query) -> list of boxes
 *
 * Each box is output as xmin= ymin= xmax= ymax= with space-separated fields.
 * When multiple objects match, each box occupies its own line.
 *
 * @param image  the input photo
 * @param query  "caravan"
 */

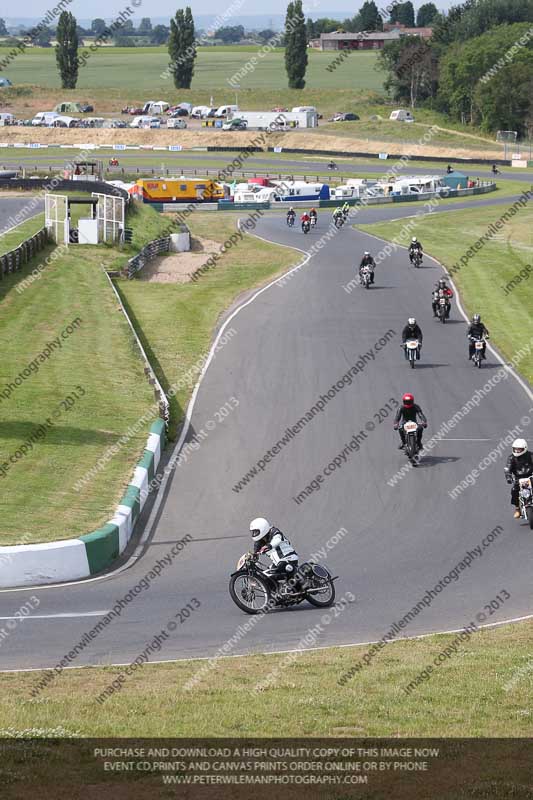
xmin=389 ymin=109 xmax=415 ymax=122
xmin=391 ymin=175 xmax=449 ymax=196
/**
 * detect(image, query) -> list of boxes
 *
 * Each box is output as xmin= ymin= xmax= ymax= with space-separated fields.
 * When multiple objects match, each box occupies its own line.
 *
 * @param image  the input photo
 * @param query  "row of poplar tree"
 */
xmin=52 ymin=4 xmax=309 ymax=91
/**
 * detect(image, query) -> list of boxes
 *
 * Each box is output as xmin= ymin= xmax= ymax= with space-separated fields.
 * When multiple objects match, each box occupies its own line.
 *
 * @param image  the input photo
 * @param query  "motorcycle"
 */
xmin=310 ymin=215 xmax=317 ymax=227
xmin=404 ymin=339 xmax=420 ymax=369
xmin=109 ymin=158 xmax=119 ymax=167
xmin=492 ymin=165 xmax=500 ymax=176
xmin=360 ymin=265 xmax=372 ymax=289
xmin=229 ymin=553 xmax=337 ymax=614
xmin=327 ymin=161 xmax=338 ymax=170
xmin=334 ymin=215 xmax=344 ymax=229
xmin=287 ymin=215 xmax=295 ymax=227
xmin=434 ymin=290 xmax=449 ymax=324
xmin=402 ymin=420 xmax=421 ymax=464
xmin=411 ymin=248 xmax=422 ymax=268
xmin=302 ymin=219 xmax=311 ymax=234
xmin=471 ymin=336 xmax=485 ymax=368
xmin=517 ymin=477 xmax=533 ymax=529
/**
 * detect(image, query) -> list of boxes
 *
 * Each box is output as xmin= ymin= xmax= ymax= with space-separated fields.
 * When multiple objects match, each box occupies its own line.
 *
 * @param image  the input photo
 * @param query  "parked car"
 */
xmin=79 ymin=103 xmax=94 ymax=113
xmin=222 ymin=118 xmax=248 ymax=131
xmin=330 ymin=112 xmax=360 ymax=122
xmin=168 ymin=108 xmax=188 ymax=117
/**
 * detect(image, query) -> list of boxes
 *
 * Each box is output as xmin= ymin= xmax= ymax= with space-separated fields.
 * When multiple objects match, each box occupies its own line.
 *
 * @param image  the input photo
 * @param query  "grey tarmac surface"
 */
xmin=0 ymin=197 xmax=44 ymax=235
xmin=1 ymin=196 xmax=532 ymax=676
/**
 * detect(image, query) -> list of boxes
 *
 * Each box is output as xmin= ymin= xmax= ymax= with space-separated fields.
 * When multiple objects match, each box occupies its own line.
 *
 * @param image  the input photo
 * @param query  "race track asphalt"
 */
xmin=1 ymin=195 xmax=532 ymax=675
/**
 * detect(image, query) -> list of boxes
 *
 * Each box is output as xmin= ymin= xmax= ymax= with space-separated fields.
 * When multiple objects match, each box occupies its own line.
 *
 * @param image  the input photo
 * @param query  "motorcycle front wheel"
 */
xmin=406 ymin=435 xmax=418 ymax=462
xmin=229 ymin=572 xmax=272 ymax=614
xmin=527 ymin=507 xmax=533 ymax=530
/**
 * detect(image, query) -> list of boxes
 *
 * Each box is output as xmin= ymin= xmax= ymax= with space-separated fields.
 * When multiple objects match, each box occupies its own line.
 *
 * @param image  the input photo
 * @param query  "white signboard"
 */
xmin=274 ymin=146 xmax=283 ymax=153
xmin=169 ymin=145 xmax=182 ymax=151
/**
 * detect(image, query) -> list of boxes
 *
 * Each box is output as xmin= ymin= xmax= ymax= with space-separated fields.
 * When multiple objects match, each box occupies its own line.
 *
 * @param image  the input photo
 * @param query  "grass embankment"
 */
xmin=358 ymin=202 xmax=533 ymax=385
xmin=0 ymin=203 xmax=160 ymax=546
xmin=116 ymin=210 xmax=297 ymax=435
xmin=2 ymin=619 xmax=533 ymax=736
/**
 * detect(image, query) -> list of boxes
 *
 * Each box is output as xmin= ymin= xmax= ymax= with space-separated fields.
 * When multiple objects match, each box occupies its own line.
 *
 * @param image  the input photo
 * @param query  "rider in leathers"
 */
xmin=467 ymin=314 xmax=489 ymax=360
xmin=432 ymin=278 xmax=453 ymax=318
xmin=408 ymin=237 xmax=423 ymax=264
xmin=504 ymin=440 xmax=533 ymax=518
xmin=250 ymin=518 xmax=299 ymax=579
xmin=393 ymin=393 xmax=428 ymax=450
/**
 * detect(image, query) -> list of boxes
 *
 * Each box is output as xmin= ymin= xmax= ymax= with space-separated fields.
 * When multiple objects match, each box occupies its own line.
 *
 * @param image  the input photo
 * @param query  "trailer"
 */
xmin=233 ymin=110 xmax=318 ymax=129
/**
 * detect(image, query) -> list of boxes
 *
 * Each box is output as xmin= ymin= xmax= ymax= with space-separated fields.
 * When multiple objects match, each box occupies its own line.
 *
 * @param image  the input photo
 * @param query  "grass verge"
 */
xmin=0 ymin=214 xmax=45 ymax=255
xmin=0 ymin=201 xmax=158 ymax=545
xmin=2 ymin=619 xmax=533 ymax=736
xmin=358 ymin=201 xmax=533 ymax=385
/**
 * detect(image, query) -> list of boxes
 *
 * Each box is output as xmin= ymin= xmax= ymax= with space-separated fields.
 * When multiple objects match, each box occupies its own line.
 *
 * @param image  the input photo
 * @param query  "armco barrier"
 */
xmin=0 ymin=227 xmax=48 ymax=281
xmin=264 ymin=146 xmax=511 ymax=167
xmin=126 ymin=235 xmax=171 ymax=278
xmin=0 ymin=418 xmax=166 ymax=588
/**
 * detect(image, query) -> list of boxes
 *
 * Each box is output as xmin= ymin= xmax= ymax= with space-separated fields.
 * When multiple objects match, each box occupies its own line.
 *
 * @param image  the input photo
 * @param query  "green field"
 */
xmin=0 ymin=46 xmax=384 ymax=93
xmin=2 ymin=619 xmax=533 ymax=737
xmin=358 ymin=201 xmax=533 ymax=386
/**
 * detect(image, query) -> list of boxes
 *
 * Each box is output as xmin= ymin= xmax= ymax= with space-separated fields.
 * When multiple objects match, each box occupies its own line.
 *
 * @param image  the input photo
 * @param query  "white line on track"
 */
xmin=0 ymin=612 xmax=109 ymax=620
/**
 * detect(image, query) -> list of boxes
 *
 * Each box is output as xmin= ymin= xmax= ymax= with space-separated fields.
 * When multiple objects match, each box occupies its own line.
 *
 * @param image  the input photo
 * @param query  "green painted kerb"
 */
xmin=121 ymin=484 xmax=141 ymax=525
xmin=80 ymin=523 xmax=120 ymax=574
xmin=139 ymin=449 xmax=155 ymax=481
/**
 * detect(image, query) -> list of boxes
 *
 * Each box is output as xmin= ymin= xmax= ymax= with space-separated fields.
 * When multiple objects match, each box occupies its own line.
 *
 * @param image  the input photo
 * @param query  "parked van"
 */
xmin=389 ymin=109 xmax=414 ymax=122
xmin=32 ymin=111 xmax=59 ymax=126
xmin=0 ymin=113 xmax=15 ymax=125
xmin=215 ymin=104 xmax=238 ymax=117
xmin=191 ymin=105 xmax=211 ymax=118
xmin=167 ymin=118 xmax=187 ymax=129
xmin=130 ymin=115 xmax=160 ymax=128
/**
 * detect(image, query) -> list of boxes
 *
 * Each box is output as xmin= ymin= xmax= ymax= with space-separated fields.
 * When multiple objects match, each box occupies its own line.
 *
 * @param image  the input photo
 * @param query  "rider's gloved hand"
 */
xmin=422 ymin=423 xmax=428 ymax=428
xmin=506 ymin=476 xmax=513 ymax=485
xmin=393 ymin=424 xmax=399 ymax=430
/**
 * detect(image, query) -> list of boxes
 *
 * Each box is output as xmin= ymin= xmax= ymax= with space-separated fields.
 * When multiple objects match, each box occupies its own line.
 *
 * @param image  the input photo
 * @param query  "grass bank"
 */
xmin=0 ymin=201 xmax=160 ymax=545
xmin=2 ymin=619 xmax=532 ymax=736
xmin=358 ymin=201 xmax=533 ymax=385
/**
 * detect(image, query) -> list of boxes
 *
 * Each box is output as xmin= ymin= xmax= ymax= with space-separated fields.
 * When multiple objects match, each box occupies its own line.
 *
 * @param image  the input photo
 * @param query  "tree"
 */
xmin=285 ymin=0 xmax=308 ymax=89
xmin=214 ymin=25 xmax=245 ymax=43
xmin=416 ymin=3 xmax=439 ymax=26
xmin=392 ymin=1 xmax=415 ymax=26
xmin=168 ymin=7 xmax=196 ymax=89
xmin=379 ymin=37 xmax=437 ymax=106
xmin=358 ymin=1 xmax=383 ymax=31
xmin=258 ymin=28 xmax=277 ymax=42
xmin=0 ymin=19 xmax=8 ymax=36
xmin=91 ymin=18 xmax=106 ymax=37
xmin=151 ymin=24 xmax=169 ymax=45
xmin=475 ymin=59 xmax=533 ymax=134
xmin=35 ymin=26 xmax=53 ymax=46
xmin=55 ymin=11 xmax=78 ymax=89
xmin=138 ymin=17 xmax=152 ymax=34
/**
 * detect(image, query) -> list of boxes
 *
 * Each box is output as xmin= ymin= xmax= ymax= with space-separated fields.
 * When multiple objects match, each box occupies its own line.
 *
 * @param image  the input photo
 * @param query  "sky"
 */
xmin=7 ymin=0 xmax=456 ymax=24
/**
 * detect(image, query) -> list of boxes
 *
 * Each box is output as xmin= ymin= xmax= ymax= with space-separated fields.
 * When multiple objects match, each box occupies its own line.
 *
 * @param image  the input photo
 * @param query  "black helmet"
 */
xmin=438 ymin=279 xmax=445 ymax=287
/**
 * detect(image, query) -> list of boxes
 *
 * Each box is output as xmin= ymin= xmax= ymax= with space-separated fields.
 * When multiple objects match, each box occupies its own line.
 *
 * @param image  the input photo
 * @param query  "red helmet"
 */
xmin=402 ymin=393 xmax=414 ymax=408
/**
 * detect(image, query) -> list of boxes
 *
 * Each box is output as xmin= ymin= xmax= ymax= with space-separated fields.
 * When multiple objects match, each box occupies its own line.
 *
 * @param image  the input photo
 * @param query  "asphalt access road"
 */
xmin=1 ymin=195 xmax=532 ymax=673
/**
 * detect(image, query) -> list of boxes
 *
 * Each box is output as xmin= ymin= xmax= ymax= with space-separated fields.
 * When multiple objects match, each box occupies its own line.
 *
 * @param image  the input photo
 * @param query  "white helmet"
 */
xmin=408 ymin=317 xmax=416 ymax=326
xmin=250 ymin=517 xmax=271 ymax=542
xmin=364 ymin=251 xmax=369 ymax=256
xmin=512 ymin=439 xmax=527 ymax=457
xmin=412 ymin=237 xmax=417 ymax=242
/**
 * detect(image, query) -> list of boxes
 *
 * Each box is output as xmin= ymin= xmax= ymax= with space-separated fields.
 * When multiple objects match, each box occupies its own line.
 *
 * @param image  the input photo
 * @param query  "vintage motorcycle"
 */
xmin=404 ymin=339 xmax=420 ymax=369
xmin=229 ymin=553 xmax=337 ymax=614
xmin=411 ymin=248 xmax=422 ymax=268
xmin=302 ymin=219 xmax=311 ymax=234
xmin=434 ymin=290 xmax=449 ymax=324
xmin=403 ymin=420 xmax=422 ymax=463
xmin=471 ymin=336 xmax=486 ymax=368
xmin=517 ymin=476 xmax=533 ymax=529
xmin=360 ymin=265 xmax=372 ymax=289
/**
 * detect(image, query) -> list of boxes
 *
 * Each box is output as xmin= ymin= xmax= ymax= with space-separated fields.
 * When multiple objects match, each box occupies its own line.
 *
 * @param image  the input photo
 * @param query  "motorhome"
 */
xmin=270 ymin=180 xmax=330 ymax=201
xmin=391 ymin=175 xmax=449 ymax=196
xmin=191 ymin=105 xmax=211 ymax=118
xmin=130 ymin=116 xmax=161 ymax=128
xmin=332 ymin=178 xmax=380 ymax=199
xmin=232 ymin=184 xmax=279 ymax=203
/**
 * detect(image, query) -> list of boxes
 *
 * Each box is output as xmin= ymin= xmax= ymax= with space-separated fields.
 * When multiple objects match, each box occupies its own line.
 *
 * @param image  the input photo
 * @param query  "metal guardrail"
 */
xmin=0 ymin=227 xmax=48 ymax=281
xmin=126 ymin=236 xmax=171 ymax=279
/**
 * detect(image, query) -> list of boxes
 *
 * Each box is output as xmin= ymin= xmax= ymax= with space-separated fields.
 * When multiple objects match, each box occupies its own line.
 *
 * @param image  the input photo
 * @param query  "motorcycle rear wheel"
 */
xmin=306 ymin=572 xmax=336 ymax=608
xmin=229 ymin=573 xmax=272 ymax=614
xmin=527 ymin=507 xmax=533 ymax=530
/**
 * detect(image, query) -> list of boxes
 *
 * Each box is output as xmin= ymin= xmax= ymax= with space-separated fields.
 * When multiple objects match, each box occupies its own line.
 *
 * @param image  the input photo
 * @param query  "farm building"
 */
xmin=317 ymin=27 xmax=431 ymax=50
